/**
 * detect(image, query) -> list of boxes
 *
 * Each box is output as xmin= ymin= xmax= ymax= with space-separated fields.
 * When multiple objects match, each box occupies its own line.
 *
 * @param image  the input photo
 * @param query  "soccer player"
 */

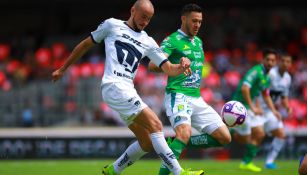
xmin=148 ymin=4 xmax=231 ymax=175
xmin=232 ymin=48 xmax=282 ymax=172
xmin=258 ymin=54 xmax=292 ymax=169
xmin=52 ymin=0 xmax=203 ymax=175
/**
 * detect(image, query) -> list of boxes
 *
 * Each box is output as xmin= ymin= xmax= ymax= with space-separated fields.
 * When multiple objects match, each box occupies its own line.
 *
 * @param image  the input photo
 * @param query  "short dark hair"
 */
xmin=262 ymin=48 xmax=278 ymax=58
xmin=181 ymin=3 xmax=203 ymax=16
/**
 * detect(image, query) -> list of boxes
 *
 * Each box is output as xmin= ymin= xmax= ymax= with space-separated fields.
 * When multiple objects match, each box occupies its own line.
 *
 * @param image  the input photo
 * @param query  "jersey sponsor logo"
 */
xmin=177 ymin=104 xmax=184 ymax=111
xmin=115 ymin=40 xmax=142 ymax=74
xmin=183 ymin=50 xmax=191 ymax=55
xmin=113 ymin=70 xmax=133 ymax=80
xmin=174 ymin=116 xmax=181 ymax=123
xmin=183 ymin=45 xmax=190 ymax=50
xmin=193 ymin=51 xmax=202 ymax=59
xmin=122 ymin=33 xmax=143 ymax=47
xmin=191 ymin=61 xmax=203 ymax=67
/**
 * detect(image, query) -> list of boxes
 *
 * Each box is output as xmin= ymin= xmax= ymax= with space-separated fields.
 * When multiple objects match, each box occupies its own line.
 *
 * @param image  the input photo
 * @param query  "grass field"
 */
xmin=0 ymin=159 xmax=298 ymax=175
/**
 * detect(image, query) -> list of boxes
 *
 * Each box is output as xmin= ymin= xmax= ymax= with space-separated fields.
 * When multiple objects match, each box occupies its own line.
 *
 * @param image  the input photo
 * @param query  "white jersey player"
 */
xmin=52 ymin=1 xmax=203 ymax=175
xmin=258 ymin=54 xmax=292 ymax=169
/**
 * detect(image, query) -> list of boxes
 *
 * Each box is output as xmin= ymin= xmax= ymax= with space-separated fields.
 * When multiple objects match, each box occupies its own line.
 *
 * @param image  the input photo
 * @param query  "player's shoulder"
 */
xmin=99 ymin=18 xmax=124 ymax=27
xmin=269 ymin=66 xmax=279 ymax=76
xmin=194 ymin=36 xmax=203 ymax=43
xmin=284 ymin=71 xmax=292 ymax=81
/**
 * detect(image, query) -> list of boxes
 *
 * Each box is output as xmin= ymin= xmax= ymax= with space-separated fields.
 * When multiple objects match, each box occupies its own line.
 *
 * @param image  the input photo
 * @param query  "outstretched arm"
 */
xmin=262 ymin=91 xmax=282 ymax=120
xmin=160 ymin=57 xmax=192 ymax=77
xmin=281 ymin=96 xmax=292 ymax=114
xmin=241 ymin=84 xmax=262 ymax=115
xmin=52 ymin=36 xmax=95 ymax=82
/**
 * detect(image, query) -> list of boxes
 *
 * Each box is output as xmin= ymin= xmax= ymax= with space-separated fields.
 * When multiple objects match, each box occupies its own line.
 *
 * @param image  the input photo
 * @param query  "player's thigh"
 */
xmin=164 ymin=92 xmax=192 ymax=129
xmin=264 ymin=110 xmax=284 ymax=136
xmin=191 ymin=97 xmax=225 ymax=135
xmin=101 ymin=83 xmax=148 ymax=125
xmin=128 ymin=122 xmax=153 ymax=152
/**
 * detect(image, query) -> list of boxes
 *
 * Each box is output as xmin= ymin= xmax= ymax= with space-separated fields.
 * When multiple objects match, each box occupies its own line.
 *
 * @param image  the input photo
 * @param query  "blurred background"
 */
xmin=0 ymin=0 xmax=306 ymax=159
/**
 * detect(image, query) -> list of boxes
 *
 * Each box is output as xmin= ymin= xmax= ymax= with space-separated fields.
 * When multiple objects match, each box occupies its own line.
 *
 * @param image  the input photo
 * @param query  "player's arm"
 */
xmin=281 ymin=96 xmax=292 ymax=114
xmin=262 ymin=89 xmax=282 ymax=120
xmin=52 ymin=37 xmax=95 ymax=82
xmin=160 ymin=57 xmax=192 ymax=77
xmin=241 ymin=84 xmax=262 ymax=115
xmin=148 ymin=53 xmax=169 ymax=73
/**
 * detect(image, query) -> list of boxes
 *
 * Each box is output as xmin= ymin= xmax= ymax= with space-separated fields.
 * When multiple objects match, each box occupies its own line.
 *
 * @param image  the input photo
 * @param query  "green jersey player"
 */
xmin=149 ymin=4 xmax=231 ymax=175
xmin=232 ymin=48 xmax=282 ymax=172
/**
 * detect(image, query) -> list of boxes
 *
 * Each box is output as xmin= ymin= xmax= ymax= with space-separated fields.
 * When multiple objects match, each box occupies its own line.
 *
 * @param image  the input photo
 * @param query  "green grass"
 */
xmin=0 ymin=159 xmax=298 ymax=175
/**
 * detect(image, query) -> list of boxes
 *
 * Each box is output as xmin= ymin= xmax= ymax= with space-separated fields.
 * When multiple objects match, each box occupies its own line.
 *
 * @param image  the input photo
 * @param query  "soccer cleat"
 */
xmin=180 ymin=169 xmax=205 ymax=175
xmin=102 ymin=164 xmax=117 ymax=175
xmin=265 ymin=163 xmax=277 ymax=169
xmin=239 ymin=162 xmax=262 ymax=172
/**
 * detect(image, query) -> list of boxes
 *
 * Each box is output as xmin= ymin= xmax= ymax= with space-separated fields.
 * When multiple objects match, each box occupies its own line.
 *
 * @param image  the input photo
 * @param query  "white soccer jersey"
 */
xmin=91 ymin=18 xmax=168 ymax=86
xmin=260 ymin=66 xmax=291 ymax=110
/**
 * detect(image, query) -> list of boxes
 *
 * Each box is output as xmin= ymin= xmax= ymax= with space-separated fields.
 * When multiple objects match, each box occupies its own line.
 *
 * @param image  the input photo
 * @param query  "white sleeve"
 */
xmin=90 ymin=19 xmax=112 ymax=44
xmin=145 ymin=37 xmax=168 ymax=67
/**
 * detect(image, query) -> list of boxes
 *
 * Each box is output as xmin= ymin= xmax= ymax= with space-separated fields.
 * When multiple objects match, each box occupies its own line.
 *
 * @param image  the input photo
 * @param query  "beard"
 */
xmin=132 ymin=17 xmax=142 ymax=32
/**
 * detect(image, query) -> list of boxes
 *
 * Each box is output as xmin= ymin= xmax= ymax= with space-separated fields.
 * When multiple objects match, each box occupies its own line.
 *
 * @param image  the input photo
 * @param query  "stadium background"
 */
xmin=0 ymin=0 xmax=306 ymax=166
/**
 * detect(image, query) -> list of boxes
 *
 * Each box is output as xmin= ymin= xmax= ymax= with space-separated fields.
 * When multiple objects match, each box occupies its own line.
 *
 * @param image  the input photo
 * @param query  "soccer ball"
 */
xmin=221 ymin=100 xmax=247 ymax=127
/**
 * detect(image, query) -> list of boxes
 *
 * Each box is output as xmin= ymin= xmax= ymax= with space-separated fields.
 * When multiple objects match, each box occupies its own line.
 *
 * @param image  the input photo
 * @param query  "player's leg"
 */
xmin=135 ymin=107 xmax=204 ymax=175
xmin=158 ymin=93 xmax=193 ymax=175
xmin=103 ymin=122 xmax=151 ymax=175
xmin=187 ymin=100 xmax=231 ymax=148
xmin=264 ymin=110 xmax=285 ymax=169
xmin=299 ymin=154 xmax=307 ymax=175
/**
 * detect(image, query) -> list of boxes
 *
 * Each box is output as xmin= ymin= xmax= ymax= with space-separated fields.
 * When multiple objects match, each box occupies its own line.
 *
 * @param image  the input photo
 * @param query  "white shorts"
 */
xmin=101 ymin=83 xmax=147 ymax=125
xmin=233 ymin=109 xmax=265 ymax=136
xmin=164 ymin=92 xmax=225 ymax=134
xmin=263 ymin=110 xmax=283 ymax=134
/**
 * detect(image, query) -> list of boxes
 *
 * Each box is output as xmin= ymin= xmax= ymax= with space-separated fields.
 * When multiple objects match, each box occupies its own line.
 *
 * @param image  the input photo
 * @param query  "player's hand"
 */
xmin=52 ymin=68 xmax=65 ymax=82
xmin=180 ymin=57 xmax=192 ymax=76
xmin=286 ymin=107 xmax=292 ymax=115
xmin=273 ymin=110 xmax=282 ymax=120
xmin=252 ymin=106 xmax=263 ymax=116
xmin=180 ymin=57 xmax=191 ymax=68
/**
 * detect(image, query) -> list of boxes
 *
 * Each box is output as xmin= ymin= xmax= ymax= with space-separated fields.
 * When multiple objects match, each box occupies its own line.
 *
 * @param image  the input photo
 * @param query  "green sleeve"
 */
xmin=243 ymin=67 xmax=258 ymax=87
xmin=160 ymin=37 xmax=174 ymax=56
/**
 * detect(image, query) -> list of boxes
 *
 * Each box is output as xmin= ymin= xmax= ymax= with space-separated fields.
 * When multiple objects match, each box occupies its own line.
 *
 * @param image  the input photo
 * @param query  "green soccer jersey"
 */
xmin=160 ymin=30 xmax=205 ymax=97
xmin=233 ymin=64 xmax=271 ymax=109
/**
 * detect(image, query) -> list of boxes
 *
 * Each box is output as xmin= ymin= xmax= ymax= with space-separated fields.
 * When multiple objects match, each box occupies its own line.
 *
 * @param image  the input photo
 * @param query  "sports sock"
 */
xmin=187 ymin=133 xmax=223 ymax=148
xmin=242 ymin=143 xmax=259 ymax=164
xmin=266 ymin=137 xmax=285 ymax=164
xmin=159 ymin=138 xmax=187 ymax=175
xmin=113 ymin=141 xmax=147 ymax=174
xmin=151 ymin=132 xmax=182 ymax=175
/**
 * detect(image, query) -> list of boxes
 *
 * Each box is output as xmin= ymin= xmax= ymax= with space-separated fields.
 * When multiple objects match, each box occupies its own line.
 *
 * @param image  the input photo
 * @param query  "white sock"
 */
xmin=266 ymin=137 xmax=285 ymax=164
xmin=113 ymin=141 xmax=147 ymax=174
xmin=151 ymin=132 xmax=182 ymax=175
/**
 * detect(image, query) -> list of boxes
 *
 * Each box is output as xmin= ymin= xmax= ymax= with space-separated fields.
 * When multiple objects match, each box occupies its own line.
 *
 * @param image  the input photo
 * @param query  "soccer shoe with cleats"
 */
xmin=265 ymin=163 xmax=277 ymax=169
xmin=239 ymin=162 xmax=262 ymax=172
xmin=102 ymin=164 xmax=117 ymax=175
xmin=180 ymin=169 xmax=205 ymax=175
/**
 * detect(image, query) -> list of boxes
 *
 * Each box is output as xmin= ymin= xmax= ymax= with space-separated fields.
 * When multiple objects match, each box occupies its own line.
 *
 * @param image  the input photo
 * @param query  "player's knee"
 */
xmin=148 ymin=119 xmax=163 ymax=132
xmin=175 ymin=124 xmax=192 ymax=143
xmin=219 ymin=133 xmax=232 ymax=145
